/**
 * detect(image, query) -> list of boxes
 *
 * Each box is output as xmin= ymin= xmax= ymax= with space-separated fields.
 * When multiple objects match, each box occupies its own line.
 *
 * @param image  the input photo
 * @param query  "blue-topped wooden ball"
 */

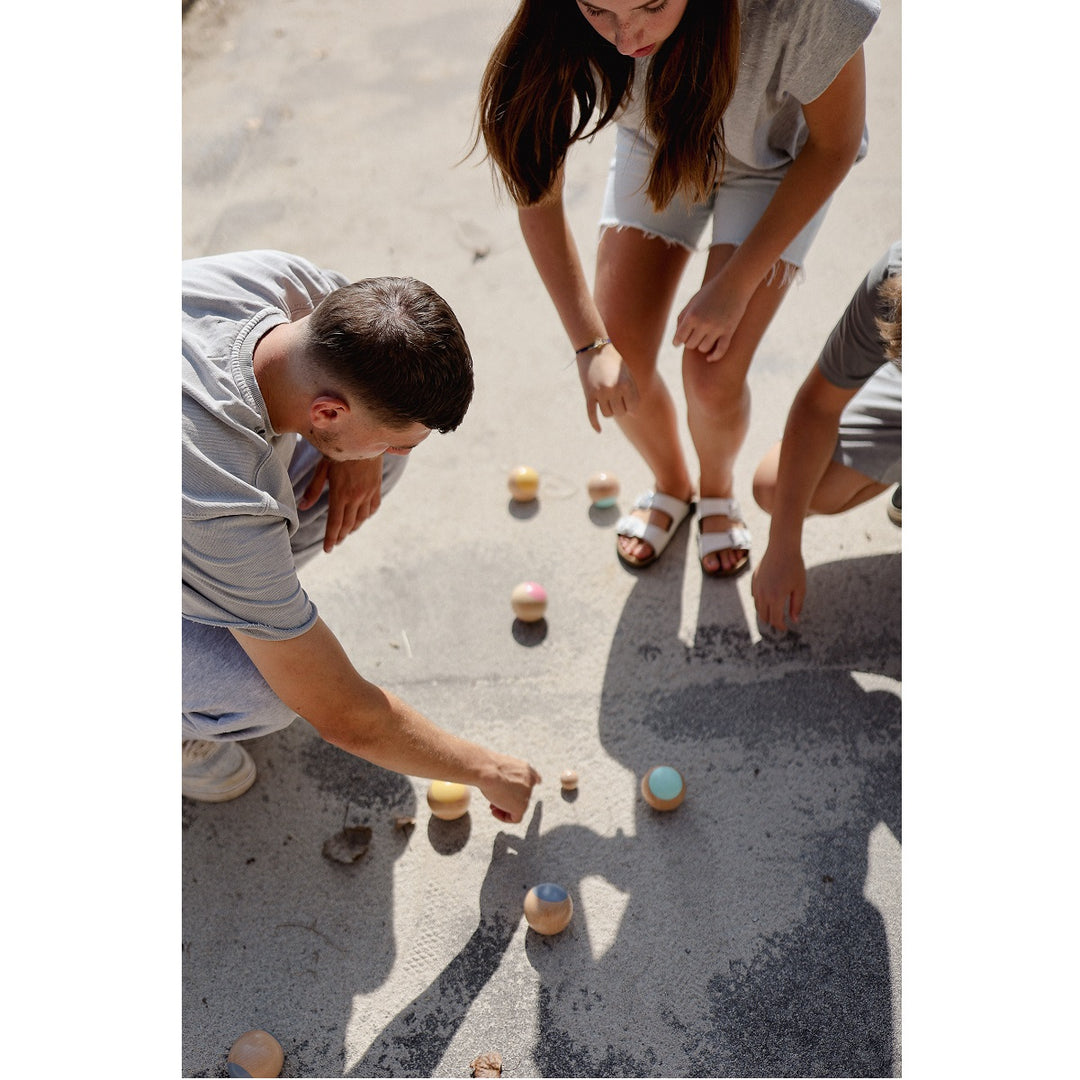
xmin=641 ymin=765 xmax=686 ymax=811
xmin=523 ymin=882 xmax=574 ymax=935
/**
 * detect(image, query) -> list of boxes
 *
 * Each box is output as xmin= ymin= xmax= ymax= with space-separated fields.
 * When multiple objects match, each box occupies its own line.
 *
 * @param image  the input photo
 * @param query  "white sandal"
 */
xmin=615 ymin=490 xmax=694 ymax=569
xmin=697 ymin=497 xmax=751 ymax=577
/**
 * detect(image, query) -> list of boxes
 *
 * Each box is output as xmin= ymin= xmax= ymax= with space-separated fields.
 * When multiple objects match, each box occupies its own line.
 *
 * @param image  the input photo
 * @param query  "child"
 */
xmin=751 ymin=241 xmax=901 ymax=632
xmin=476 ymin=0 xmax=881 ymax=576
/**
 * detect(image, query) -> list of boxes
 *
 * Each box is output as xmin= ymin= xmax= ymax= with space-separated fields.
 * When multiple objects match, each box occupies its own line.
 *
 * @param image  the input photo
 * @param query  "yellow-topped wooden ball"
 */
xmin=524 ymin=882 xmax=574 ymax=935
xmin=511 ymin=581 xmax=547 ymax=622
xmin=427 ymin=780 xmax=471 ymax=821
xmin=227 ymin=1029 xmax=283 ymax=1078
xmin=640 ymin=765 xmax=686 ymax=811
xmin=507 ymin=465 xmax=540 ymax=501
xmin=587 ymin=471 xmax=620 ymax=507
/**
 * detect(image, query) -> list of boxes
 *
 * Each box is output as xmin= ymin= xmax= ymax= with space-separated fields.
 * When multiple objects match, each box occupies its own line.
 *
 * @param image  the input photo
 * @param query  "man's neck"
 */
xmin=252 ymin=321 xmax=303 ymax=435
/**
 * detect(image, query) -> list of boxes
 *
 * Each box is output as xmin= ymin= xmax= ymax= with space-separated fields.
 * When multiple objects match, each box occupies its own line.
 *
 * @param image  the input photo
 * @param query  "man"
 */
xmin=182 ymin=249 xmax=541 ymax=821
xmin=751 ymin=240 xmax=901 ymax=633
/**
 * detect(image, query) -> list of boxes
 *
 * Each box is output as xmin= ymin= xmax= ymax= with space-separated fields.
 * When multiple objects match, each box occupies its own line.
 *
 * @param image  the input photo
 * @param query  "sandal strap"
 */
xmin=698 ymin=526 xmax=752 ymax=559
xmin=697 ymin=496 xmax=742 ymax=521
xmin=616 ymin=490 xmax=694 ymax=560
xmin=614 ymin=514 xmax=677 ymax=553
xmin=633 ymin=489 xmax=693 ymax=520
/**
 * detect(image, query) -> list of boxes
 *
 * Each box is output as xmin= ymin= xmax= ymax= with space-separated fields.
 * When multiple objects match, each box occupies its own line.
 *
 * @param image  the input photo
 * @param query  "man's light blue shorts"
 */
xmin=599 ymin=125 xmax=830 ymax=271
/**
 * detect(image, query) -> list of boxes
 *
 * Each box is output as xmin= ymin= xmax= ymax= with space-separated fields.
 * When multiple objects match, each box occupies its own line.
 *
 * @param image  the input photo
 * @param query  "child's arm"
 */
xmin=751 ymin=368 xmax=859 ymax=631
xmin=517 ymin=177 xmax=639 ymax=432
xmin=674 ymin=47 xmax=869 ymax=361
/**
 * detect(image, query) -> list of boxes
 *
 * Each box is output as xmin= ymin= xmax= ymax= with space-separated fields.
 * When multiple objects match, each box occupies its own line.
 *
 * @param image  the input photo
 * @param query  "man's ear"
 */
xmin=309 ymin=394 xmax=351 ymax=429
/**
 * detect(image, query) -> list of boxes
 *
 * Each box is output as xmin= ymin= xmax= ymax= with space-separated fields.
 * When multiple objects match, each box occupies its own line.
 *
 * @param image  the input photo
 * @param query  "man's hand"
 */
xmin=576 ymin=345 xmax=639 ymax=433
xmin=751 ymin=544 xmax=807 ymax=633
xmin=298 ymin=455 xmax=384 ymax=552
xmin=478 ymin=754 xmax=542 ymax=824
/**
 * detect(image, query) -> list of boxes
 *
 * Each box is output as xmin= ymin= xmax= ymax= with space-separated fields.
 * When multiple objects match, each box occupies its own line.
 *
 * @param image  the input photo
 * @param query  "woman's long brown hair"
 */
xmin=475 ymin=0 xmax=740 ymax=210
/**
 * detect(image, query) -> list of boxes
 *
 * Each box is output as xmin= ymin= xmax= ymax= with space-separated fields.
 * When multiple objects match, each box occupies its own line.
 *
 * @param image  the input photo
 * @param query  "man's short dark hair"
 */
xmin=305 ymin=277 xmax=474 ymax=433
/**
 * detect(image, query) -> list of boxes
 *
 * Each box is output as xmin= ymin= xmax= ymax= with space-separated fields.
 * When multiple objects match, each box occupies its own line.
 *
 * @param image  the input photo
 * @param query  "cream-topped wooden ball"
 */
xmin=427 ymin=780 xmax=471 ymax=820
xmin=507 ymin=466 xmax=540 ymax=501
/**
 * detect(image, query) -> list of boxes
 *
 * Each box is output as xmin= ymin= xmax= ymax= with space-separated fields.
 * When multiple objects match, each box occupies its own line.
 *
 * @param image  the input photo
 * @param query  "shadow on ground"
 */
xmin=346 ymin=553 xmax=901 ymax=1077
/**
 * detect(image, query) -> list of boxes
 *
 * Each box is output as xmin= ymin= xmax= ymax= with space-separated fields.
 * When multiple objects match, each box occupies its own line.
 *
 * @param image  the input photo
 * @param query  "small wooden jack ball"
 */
xmin=524 ymin=882 xmax=574 ymax=935
xmin=587 ymin=471 xmax=620 ymax=507
xmin=641 ymin=765 xmax=686 ymax=811
xmin=507 ymin=465 xmax=540 ymax=501
xmin=427 ymin=780 xmax=471 ymax=821
xmin=559 ymin=769 xmax=579 ymax=791
xmin=227 ymin=1029 xmax=283 ymax=1078
xmin=511 ymin=581 xmax=547 ymax=622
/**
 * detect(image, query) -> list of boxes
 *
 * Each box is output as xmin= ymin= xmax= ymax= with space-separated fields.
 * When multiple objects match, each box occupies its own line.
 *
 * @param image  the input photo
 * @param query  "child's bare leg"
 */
xmin=753 ymin=441 xmax=888 ymax=516
xmin=595 ymin=226 xmax=694 ymax=563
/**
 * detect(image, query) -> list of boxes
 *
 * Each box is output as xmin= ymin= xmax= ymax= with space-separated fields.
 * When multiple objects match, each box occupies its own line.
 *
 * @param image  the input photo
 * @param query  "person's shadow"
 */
xmin=182 ymin=726 xmax=419 ymax=1077
xmin=348 ymin=551 xmax=901 ymax=1076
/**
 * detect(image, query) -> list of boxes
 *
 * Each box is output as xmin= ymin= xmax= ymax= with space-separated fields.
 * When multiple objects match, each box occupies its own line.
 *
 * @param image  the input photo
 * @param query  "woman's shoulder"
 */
xmin=741 ymin=0 xmax=880 ymax=32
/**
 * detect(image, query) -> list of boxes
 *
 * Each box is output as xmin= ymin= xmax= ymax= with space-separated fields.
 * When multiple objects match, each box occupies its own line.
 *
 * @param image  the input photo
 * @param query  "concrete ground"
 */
xmin=182 ymin=1 xmax=901 ymax=1075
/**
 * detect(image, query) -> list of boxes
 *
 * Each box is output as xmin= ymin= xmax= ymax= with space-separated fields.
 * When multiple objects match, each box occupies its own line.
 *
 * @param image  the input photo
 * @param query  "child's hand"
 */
xmin=576 ymin=343 xmax=639 ymax=433
xmin=751 ymin=544 xmax=807 ymax=632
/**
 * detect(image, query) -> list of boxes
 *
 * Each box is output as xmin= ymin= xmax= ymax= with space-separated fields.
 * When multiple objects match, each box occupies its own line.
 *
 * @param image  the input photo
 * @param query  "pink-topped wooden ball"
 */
xmin=511 ymin=581 xmax=547 ymax=622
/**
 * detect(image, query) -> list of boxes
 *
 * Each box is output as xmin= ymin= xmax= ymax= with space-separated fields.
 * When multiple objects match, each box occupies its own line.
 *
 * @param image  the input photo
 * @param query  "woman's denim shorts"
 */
xmin=599 ymin=125 xmax=831 ymax=275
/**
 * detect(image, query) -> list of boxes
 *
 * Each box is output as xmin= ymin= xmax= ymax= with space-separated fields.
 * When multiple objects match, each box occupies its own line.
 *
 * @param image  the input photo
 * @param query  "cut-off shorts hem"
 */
xmin=599 ymin=125 xmax=827 ymax=281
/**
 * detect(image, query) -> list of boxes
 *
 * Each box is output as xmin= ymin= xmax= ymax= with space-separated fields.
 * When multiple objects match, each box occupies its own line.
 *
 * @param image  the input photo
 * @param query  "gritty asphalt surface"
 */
xmin=181 ymin=1 xmax=901 ymax=1076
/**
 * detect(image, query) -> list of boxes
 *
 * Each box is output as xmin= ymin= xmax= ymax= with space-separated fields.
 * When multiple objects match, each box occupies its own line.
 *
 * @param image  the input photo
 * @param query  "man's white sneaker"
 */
xmin=182 ymin=739 xmax=257 ymax=802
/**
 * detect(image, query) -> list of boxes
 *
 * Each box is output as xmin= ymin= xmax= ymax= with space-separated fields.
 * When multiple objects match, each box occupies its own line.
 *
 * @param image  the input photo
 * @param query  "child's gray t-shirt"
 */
xmin=182 ymin=249 xmax=348 ymax=641
xmin=617 ymin=0 xmax=882 ymax=178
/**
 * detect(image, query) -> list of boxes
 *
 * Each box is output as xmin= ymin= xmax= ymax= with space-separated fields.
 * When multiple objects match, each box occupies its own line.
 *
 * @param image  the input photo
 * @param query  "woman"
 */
xmin=476 ymin=0 xmax=881 ymax=575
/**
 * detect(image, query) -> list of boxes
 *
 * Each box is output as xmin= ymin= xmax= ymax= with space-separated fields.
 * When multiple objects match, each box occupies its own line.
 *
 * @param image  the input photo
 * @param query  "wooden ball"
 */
xmin=587 ymin=471 xmax=620 ymax=507
xmin=559 ymin=769 xmax=578 ymax=791
xmin=641 ymin=765 xmax=686 ymax=811
xmin=507 ymin=465 xmax=540 ymax=501
xmin=227 ymin=1029 xmax=283 ymax=1078
xmin=511 ymin=581 xmax=547 ymax=622
xmin=427 ymin=780 xmax=471 ymax=821
xmin=524 ymin=882 xmax=574 ymax=935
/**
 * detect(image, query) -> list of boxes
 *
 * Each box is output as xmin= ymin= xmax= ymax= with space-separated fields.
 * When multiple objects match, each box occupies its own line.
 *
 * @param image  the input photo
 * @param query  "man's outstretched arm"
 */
xmin=232 ymin=617 xmax=541 ymax=822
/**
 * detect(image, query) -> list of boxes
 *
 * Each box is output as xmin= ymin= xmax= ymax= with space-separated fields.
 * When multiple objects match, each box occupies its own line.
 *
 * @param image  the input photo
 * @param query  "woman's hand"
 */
xmin=576 ymin=343 xmax=640 ymax=432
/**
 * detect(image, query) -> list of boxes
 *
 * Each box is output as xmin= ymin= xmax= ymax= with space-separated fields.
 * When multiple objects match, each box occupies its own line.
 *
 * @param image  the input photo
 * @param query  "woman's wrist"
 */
xmin=574 ymin=336 xmax=611 ymax=356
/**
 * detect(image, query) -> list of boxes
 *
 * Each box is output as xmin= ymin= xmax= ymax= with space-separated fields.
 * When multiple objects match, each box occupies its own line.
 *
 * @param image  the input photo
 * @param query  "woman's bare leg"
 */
xmin=595 ymin=226 xmax=695 ymax=563
xmin=683 ymin=245 xmax=795 ymax=573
